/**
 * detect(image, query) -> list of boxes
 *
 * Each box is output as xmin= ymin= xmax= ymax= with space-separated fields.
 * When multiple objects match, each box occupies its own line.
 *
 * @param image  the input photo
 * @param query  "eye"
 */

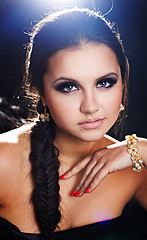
xmin=64 ymin=83 xmax=77 ymax=92
xmin=55 ymin=82 xmax=79 ymax=93
xmin=96 ymin=78 xmax=117 ymax=88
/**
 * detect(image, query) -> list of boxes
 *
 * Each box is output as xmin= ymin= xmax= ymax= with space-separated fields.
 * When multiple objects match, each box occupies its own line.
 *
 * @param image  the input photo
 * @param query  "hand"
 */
xmin=60 ymin=141 xmax=132 ymax=197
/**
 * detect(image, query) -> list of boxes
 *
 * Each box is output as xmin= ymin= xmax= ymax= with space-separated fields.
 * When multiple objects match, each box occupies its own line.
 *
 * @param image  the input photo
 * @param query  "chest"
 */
xmin=58 ymin=170 xmax=137 ymax=230
xmin=0 ymin=169 xmax=138 ymax=233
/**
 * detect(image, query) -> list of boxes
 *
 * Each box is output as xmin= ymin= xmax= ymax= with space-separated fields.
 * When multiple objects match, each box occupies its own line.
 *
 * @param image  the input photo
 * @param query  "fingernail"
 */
xmin=70 ymin=190 xmax=76 ymax=196
xmin=85 ymin=187 xmax=91 ymax=193
xmin=60 ymin=173 xmax=66 ymax=179
xmin=75 ymin=190 xmax=81 ymax=197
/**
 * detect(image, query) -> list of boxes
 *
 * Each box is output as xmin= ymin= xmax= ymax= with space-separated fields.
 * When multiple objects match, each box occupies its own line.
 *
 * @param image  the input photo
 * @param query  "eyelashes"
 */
xmin=54 ymin=77 xmax=118 ymax=93
xmin=96 ymin=78 xmax=117 ymax=88
xmin=55 ymin=82 xmax=79 ymax=92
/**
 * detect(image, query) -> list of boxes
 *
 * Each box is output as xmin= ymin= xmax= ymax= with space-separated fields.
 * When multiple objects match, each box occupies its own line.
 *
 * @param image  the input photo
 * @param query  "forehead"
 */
xmin=46 ymin=42 xmax=121 ymax=79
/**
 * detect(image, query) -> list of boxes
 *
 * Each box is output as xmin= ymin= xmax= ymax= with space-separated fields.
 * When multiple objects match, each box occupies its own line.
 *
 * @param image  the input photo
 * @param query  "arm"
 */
xmin=60 ymin=137 xmax=147 ymax=198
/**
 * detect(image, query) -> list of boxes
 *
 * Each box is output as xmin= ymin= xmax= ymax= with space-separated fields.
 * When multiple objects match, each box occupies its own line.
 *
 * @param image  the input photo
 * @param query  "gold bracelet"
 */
xmin=125 ymin=134 xmax=143 ymax=172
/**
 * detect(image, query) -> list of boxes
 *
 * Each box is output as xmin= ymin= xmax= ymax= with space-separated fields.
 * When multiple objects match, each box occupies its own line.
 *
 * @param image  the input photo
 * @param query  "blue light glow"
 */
xmin=94 ymin=210 xmax=113 ymax=222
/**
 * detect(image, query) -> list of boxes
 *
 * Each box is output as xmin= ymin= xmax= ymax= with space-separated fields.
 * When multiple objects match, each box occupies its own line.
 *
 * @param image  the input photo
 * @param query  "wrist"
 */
xmin=125 ymin=134 xmax=143 ymax=172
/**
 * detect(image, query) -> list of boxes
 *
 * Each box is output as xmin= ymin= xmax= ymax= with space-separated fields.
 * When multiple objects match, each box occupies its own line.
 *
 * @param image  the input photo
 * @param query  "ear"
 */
xmin=40 ymin=96 xmax=47 ymax=107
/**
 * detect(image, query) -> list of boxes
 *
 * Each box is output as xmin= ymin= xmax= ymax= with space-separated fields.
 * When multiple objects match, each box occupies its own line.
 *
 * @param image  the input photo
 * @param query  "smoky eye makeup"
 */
xmin=53 ymin=72 xmax=119 ymax=93
xmin=54 ymin=81 xmax=79 ymax=93
xmin=96 ymin=77 xmax=118 ymax=88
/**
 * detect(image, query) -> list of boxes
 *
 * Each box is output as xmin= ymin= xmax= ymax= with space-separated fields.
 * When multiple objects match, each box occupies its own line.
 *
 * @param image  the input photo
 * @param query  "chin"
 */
xmin=77 ymin=131 xmax=106 ymax=143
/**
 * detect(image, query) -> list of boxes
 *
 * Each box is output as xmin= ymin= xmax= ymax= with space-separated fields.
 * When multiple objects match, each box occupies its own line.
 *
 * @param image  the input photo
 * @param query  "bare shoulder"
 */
xmin=111 ymin=165 xmax=147 ymax=210
xmin=0 ymin=122 xmax=35 ymax=143
xmin=133 ymin=166 xmax=147 ymax=209
xmin=0 ymin=123 xmax=34 ymax=204
xmin=99 ymin=134 xmax=147 ymax=209
xmin=0 ymin=123 xmax=34 ymax=166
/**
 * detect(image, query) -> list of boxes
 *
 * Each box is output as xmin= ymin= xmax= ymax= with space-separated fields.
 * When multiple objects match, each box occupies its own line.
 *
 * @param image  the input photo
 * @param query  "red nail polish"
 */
xmin=60 ymin=173 xmax=66 ymax=179
xmin=85 ymin=187 xmax=90 ymax=193
xmin=70 ymin=190 xmax=76 ymax=196
xmin=75 ymin=190 xmax=80 ymax=197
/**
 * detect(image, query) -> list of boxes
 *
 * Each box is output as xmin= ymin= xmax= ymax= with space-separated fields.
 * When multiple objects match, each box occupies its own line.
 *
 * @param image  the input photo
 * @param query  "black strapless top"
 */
xmin=0 ymin=200 xmax=146 ymax=240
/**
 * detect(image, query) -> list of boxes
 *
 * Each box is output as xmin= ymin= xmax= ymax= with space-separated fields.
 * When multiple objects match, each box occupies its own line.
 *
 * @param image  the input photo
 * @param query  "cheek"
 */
xmin=102 ymin=88 xmax=122 ymax=115
xmin=46 ymin=94 xmax=78 ymax=122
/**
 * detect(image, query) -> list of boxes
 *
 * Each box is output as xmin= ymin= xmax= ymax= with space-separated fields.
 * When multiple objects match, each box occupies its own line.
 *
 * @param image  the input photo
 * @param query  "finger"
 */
xmin=73 ymin=155 xmax=101 ymax=189
xmin=71 ymin=151 xmax=106 ymax=196
xmin=88 ymin=165 xmax=109 ymax=192
xmin=76 ymin=165 xmax=108 ymax=197
xmin=74 ymin=150 xmax=107 ymax=190
xmin=74 ymin=160 xmax=105 ymax=196
xmin=60 ymin=154 xmax=92 ymax=179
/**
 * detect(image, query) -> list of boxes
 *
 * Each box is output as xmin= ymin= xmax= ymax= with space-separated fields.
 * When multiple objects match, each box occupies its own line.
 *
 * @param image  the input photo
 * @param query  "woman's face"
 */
xmin=42 ymin=42 xmax=123 ymax=142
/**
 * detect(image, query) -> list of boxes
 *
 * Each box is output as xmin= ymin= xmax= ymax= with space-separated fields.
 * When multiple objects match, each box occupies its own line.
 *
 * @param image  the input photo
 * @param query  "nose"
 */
xmin=80 ymin=91 xmax=99 ymax=115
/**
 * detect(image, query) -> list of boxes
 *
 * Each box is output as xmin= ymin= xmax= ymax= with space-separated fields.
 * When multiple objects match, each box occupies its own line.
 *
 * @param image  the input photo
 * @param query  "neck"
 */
xmin=54 ymin=129 xmax=105 ymax=172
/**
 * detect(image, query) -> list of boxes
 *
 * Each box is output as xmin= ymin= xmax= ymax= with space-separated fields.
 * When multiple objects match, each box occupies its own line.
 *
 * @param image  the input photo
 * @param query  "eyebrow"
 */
xmin=53 ymin=72 xmax=119 ymax=85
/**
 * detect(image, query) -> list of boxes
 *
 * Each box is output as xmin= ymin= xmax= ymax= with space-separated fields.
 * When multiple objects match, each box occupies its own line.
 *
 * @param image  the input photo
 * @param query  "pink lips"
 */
xmin=78 ymin=118 xmax=104 ymax=130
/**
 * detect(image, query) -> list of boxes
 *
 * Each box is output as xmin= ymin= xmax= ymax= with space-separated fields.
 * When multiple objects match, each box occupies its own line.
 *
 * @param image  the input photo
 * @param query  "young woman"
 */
xmin=0 ymin=7 xmax=146 ymax=240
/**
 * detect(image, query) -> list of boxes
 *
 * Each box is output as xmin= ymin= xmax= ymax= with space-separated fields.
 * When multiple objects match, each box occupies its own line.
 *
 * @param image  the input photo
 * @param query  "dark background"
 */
xmin=0 ymin=0 xmax=147 ymax=138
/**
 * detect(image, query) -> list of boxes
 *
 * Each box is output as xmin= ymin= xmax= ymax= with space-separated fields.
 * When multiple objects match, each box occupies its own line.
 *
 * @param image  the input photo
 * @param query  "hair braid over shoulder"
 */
xmin=30 ymin=119 xmax=61 ymax=239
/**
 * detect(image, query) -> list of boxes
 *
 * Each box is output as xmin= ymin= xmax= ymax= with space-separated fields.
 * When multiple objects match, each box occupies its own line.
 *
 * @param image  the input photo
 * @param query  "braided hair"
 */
xmin=30 ymin=119 xmax=60 ymax=239
xmin=22 ymin=7 xmax=129 ymax=239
